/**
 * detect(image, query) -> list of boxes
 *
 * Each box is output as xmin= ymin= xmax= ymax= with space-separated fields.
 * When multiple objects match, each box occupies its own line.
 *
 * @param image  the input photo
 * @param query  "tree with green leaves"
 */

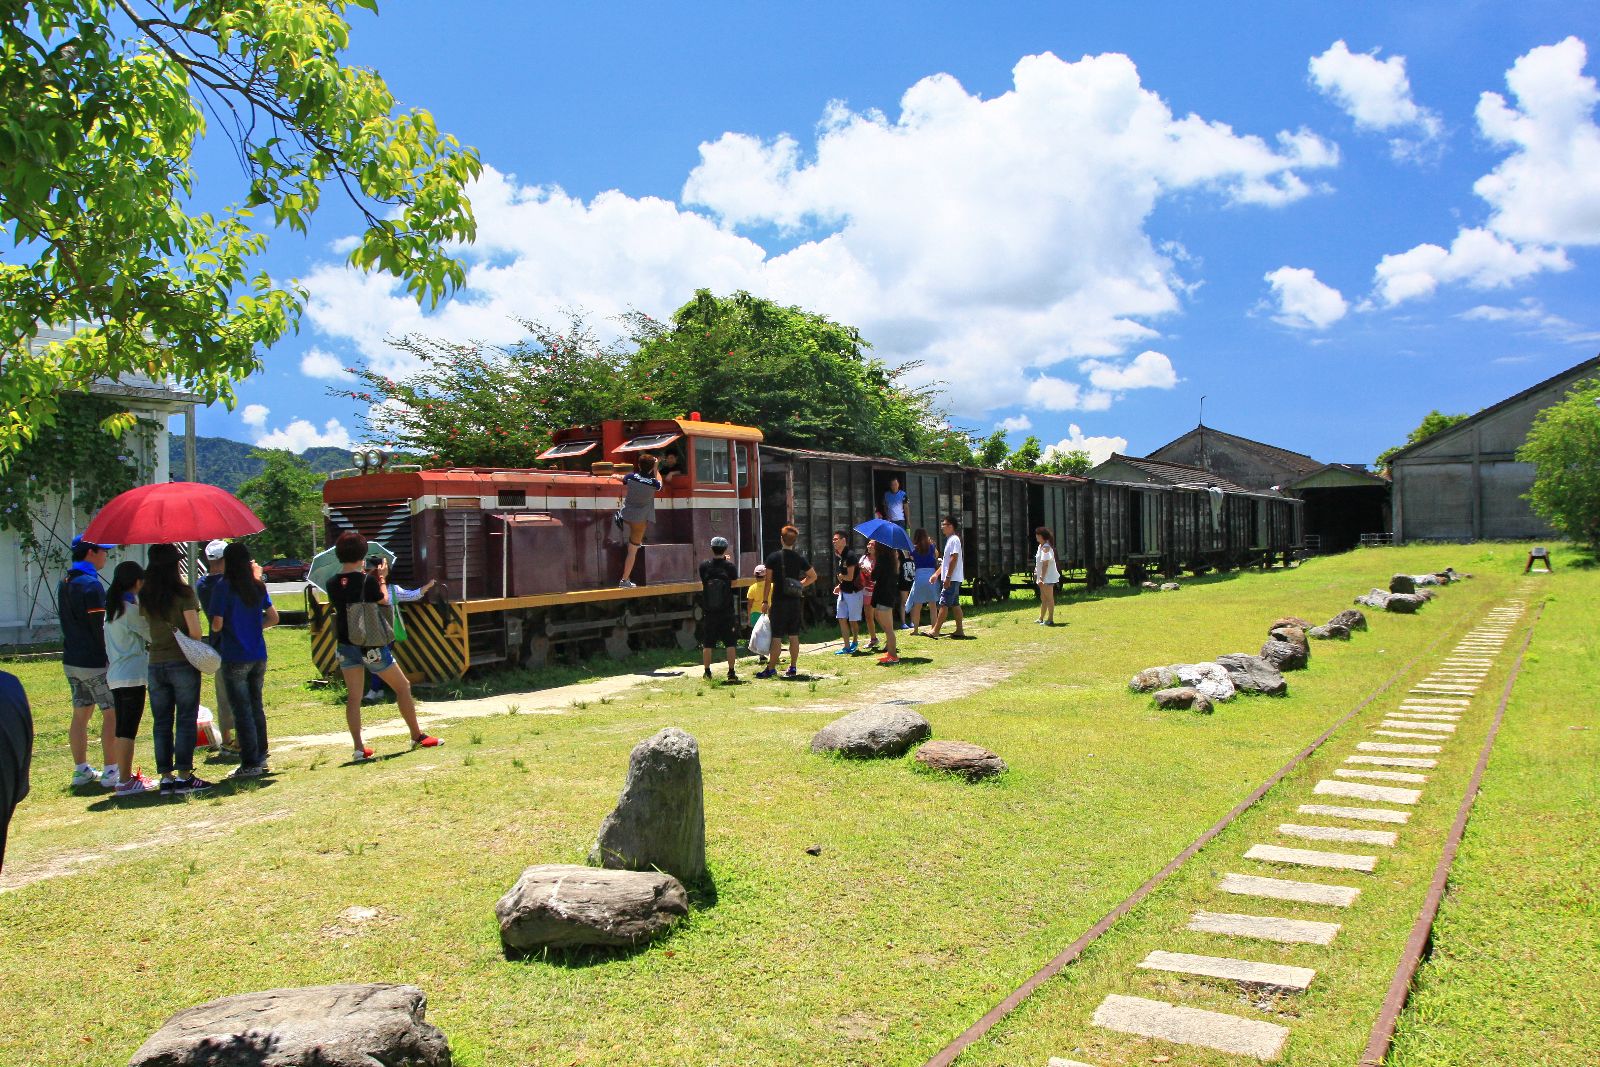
xmin=626 ymin=290 xmax=955 ymax=458
xmin=237 ymin=448 xmax=324 ymax=560
xmin=1517 ymin=377 xmax=1600 ymax=549
xmin=1004 ymin=435 xmax=1043 ymax=472
xmin=973 ymin=430 xmax=1010 ymax=468
xmin=0 ymin=0 xmax=481 ymax=467
xmin=1377 ymin=410 xmax=1470 ymax=471
xmin=1037 ymin=447 xmax=1092 ymax=476
xmin=342 ymin=315 xmax=648 ymax=466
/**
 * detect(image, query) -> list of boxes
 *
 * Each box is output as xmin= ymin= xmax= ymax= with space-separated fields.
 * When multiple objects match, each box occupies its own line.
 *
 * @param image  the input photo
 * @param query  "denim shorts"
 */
xmin=338 ymin=642 xmax=394 ymax=672
xmin=937 ymin=582 xmax=963 ymax=608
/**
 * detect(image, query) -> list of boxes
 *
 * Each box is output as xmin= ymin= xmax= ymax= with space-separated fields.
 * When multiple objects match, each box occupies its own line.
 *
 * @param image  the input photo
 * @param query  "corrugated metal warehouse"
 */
xmin=1390 ymin=355 xmax=1600 ymax=542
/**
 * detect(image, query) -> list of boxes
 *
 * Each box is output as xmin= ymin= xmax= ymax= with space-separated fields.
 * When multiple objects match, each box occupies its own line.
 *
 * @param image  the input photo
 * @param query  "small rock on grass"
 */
xmin=497 ymin=865 xmax=687 ymax=952
xmin=1159 ymin=582 xmax=1181 ymax=591
xmin=1214 ymin=653 xmax=1288 ymax=696
xmin=914 ymin=739 xmax=1007 ymax=781
xmin=1152 ymin=686 xmax=1213 ymax=714
xmin=1271 ymin=616 xmax=1312 ymax=630
xmin=1307 ymin=623 xmax=1350 ymax=640
xmin=811 ymin=707 xmax=932 ymax=758
xmin=1389 ymin=573 xmax=1417 ymax=594
xmin=1385 ymin=593 xmax=1425 ymax=614
xmin=1130 ymin=665 xmax=1180 ymax=692
xmin=129 ymin=984 xmax=451 ymax=1067
xmin=1260 ymin=637 xmax=1309 ymax=671
xmin=1328 ymin=608 xmax=1367 ymax=631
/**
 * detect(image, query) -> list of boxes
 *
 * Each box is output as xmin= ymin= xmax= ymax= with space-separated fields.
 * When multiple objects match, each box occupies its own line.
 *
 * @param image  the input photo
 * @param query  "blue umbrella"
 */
xmin=853 ymin=518 xmax=913 ymax=552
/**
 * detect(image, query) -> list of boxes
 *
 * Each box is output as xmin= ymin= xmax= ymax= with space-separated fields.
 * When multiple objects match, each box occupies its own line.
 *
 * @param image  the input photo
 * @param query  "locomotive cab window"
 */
xmin=694 ymin=438 xmax=732 ymax=485
xmin=537 ymin=440 xmax=598 ymax=470
xmin=735 ymin=443 xmax=750 ymax=488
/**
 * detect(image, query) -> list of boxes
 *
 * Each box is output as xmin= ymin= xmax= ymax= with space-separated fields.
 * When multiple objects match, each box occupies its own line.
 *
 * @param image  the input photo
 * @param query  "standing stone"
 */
xmin=810 ymin=707 xmax=932 ymax=758
xmin=1152 ymin=687 xmax=1213 ymax=714
xmin=129 ymin=984 xmax=451 ymax=1067
xmin=914 ymin=739 xmax=1007 ymax=780
xmin=1307 ymin=623 xmax=1350 ymax=640
xmin=1389 ymin=573 xmax=1416 ymax=594
xmin=1385 ymin=593 xmax=1424 ymax=614
xmin=496 ymin=865 xmax=688 ymax=951
xmin=1175 ymin=661 xmax=1237 ymax=703
xmin=1259 ymin=637 xmax=1309 ymax=671
xmin=1328 ymin=608 xmax=1368 ymax=631
xmin=589 ymin=727 xmax=705 ymax=884
xmin=1213 ymin=653 xmax=1288 ymax=696
xmin=1130 ymin=665 xmax=1180 ymax=692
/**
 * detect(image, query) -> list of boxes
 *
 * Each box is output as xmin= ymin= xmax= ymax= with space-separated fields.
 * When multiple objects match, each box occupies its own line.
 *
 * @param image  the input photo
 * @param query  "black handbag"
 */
xmin=781 ymin=551 xmax=806 ymax=597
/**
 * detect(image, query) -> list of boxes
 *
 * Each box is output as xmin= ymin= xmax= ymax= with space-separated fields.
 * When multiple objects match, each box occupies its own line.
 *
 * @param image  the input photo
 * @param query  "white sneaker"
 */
xmin=70 ymin=764 xmax=99 ymax=788
xmin=115 ymin=773 xmax=155 ymax=797
xmin=99 ymin=766 xmax=120 ymax=789
xmin=618 ymin=579 xmax=637 ymax=588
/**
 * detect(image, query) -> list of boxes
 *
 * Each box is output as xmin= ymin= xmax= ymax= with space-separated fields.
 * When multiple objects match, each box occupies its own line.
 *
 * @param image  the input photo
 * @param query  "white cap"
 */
xmin=204 ymin=539 xmax=228 ymax=560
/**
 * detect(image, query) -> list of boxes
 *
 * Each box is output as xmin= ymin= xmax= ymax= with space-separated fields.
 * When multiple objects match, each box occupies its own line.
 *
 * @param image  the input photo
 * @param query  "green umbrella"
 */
xmin=307 ymin=540 xmax=396 ymax=593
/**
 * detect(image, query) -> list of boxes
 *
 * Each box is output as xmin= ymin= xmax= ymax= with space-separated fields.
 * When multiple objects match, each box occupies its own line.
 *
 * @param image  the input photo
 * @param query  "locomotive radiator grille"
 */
xmin=326 ymin=499 xmax=415 ymax=583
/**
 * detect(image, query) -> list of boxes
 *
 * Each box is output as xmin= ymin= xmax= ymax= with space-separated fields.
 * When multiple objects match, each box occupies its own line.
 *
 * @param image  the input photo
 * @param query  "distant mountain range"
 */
xmin=169 ymin=436 xmax=355 ymax=492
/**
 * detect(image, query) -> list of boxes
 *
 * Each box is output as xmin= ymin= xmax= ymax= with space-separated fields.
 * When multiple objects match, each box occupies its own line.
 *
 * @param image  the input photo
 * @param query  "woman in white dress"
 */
xmin=1034 ymin=526 xmax=1060 ymax=626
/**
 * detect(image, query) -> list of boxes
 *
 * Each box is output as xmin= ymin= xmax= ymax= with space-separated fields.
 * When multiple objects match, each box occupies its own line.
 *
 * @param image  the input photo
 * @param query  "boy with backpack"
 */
xmin=699 ymin=536 xmax=741 ymax=682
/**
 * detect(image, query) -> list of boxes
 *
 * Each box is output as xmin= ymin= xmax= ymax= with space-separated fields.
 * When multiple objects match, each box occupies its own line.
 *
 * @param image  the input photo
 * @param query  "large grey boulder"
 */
xmin=1328 ymin=608 xmax=1368 ymax=632
xmin=1385 ymin=593 xmax=1425 ymax=614
xmin=914 ymin=740 xmax=1007 ymax=781
xmin=1307 ymin=623 xmax=1350 ymax=640
xmin=1130 ymin=666 xmax=1180 ymax=692
xmin=1356 ymin=589 xmax=1391 ymax=609
xmin=1260 ymin=637 xmax=1309 ymax=671
xmin=497 ymin=864 xmax=687 ymax=952
xmin=1174 ymin=661 xmax=1237 ymax=703
xmin=589 ymin=727 xmax=705 ymax=884
xmin=1389 ymin=573 xmax=1416 ymax=594
xmin=1151 ymin=687 xmax=1213 ymax=714
xmin=811 ymin=707 xmax=932 ymax=758
xmin=1214 ymin=653 xmax=1288 ymax=696
xmin=129 ymin=984 xmax=450 ymax=1067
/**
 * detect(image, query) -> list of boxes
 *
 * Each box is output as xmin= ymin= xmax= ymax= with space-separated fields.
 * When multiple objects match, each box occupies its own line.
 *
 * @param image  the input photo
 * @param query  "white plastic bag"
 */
xmin=747 ymin=613 xmax=771 ymax=657
xmin=195 ymin=704 xmax=220 ymax=750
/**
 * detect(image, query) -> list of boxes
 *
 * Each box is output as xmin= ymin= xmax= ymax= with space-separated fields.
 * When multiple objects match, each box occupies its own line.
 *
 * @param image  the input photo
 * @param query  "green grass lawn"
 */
xmin=0 ymin=546 xmax=1590 ymax=1066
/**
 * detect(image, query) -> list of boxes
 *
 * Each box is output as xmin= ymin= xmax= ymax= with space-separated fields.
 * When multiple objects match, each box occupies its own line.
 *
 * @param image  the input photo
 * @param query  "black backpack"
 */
xmin=703 ymin=568 xmax=734 ymax=613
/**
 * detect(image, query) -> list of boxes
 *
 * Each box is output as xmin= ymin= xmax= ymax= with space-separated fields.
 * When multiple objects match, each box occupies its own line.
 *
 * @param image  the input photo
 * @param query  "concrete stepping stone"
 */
xmin=1381 ymin=720 xmax=1455 ymax=732
xmin=1374 ymin=729 xmax=1454 ymax=740
xmin=1359 ymin=741 xmax=1442 ymax=754
xmin=1402 ymin=697 xmax=1471 ymax=705
xmin=1279 ymin=820 xmax=1399 ymax=845
xmin=1347 ymin=754 xmax=1436 ymax=767
xmin=1299 ymin=803 xmax=1410 ymax=824
xmin=1392 ymin=712 xmax=1462 ymax=719
xmin=1336 ymin=768 xmax=1426 ymax=784
xmin=1188 ymin=910 xmax=1341 ymax=945
xmin=1245 ymin=843 xmax=1378 ymax=872
xmin=1139 ymin=950 xmax=1316 ymax=993
xmin=1219 ymin=872 xmax=1360 ymax=906
xmin=1091 ymin=994 xmax=1289 ymax=1061
xmin=1315 ymin=779 xmax=1421 ymax=804
xmin=1411 ymin=686 xmax=1477 ymax=694
xmin=1048 ymin=1059 xmax=1097 ymax=1067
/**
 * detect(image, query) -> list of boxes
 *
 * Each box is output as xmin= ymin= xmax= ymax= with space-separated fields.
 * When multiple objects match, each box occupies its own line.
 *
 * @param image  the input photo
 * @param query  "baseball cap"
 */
xmin=204 ymin=539 xmax=229 ymax=560
xmin=709 ymin=536 xmax=729 ymax=550
xmin=71 ymin=535 xmax=113 ymax=551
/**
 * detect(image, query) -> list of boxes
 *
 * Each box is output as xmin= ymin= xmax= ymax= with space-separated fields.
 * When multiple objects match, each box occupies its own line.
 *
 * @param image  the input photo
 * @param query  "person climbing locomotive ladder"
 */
xmin=615 ymin=454 xmax=663 ymax=589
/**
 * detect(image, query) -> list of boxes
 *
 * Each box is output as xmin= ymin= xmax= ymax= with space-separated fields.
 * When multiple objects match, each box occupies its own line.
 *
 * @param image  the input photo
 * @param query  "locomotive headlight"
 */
xmin=365 ymin=449 xmax=384 ymax=471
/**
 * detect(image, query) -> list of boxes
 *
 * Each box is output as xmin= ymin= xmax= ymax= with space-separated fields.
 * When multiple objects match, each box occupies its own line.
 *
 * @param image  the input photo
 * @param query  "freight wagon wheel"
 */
xmin=675 ymin=619 xmax=698 ymax=650
xmin=605 ymin=625 xmax=632 ymax=661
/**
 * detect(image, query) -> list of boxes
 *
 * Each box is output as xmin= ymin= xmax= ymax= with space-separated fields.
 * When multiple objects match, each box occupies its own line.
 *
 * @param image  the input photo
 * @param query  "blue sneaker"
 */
xmin=835 ymin=645 xmax=853 ymax=655
xmin=755 ymin=667 xmax=776 ymax=679
xmin=784 ymin=666 xmax=798 ymax=679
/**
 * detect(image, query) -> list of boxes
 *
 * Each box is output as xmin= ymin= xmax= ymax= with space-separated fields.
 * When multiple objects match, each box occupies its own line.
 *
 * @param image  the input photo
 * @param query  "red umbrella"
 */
xmin=82 ymin=482 xmax=265 ymax=546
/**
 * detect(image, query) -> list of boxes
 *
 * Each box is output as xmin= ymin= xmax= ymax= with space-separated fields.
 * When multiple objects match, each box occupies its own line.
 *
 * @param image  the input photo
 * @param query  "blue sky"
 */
xmin=212 ymin=0 xmax=1600 ymax=467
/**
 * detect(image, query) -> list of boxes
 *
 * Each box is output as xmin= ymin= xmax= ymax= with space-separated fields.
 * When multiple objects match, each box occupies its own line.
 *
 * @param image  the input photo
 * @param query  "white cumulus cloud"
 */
xmin=255 ymin=418 xmax=354 ymax=453
xmin=1309 ymin=40 xmax=1442 ymax=159
xmin=300 ymin=347 xmax=355 ymax=381
xmin=1263 ymin=266 xmax=1349 ymax=329
xmin=302 ymin=51 xmax=1337 ymax=420
xmin=1368 ymin=39 xmax=1595 ymax=307
xmin=1082 ymin=350 xmax=1179 ymax=390
xmin=1459 ymin=298 xmax=1600 ymax=344
xmin=1474 ymin=36 xmax=1600 ymax=247
xmin=1043 ymin=424 xmax=1128 ymax=466
xmin=239 ymin=403 xmax=270 ymax=428
xmin=1372 ymin=227 xmax=1568 ymax=306
xmin=996 ymin=414 xmax=1033 ymax=433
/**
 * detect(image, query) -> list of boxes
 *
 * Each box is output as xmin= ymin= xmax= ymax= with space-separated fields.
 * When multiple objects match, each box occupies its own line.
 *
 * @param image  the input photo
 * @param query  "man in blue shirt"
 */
xmin=59 ymin=536 xmax=116 ymax=789
xmin=0 ymin=670 xmax=32 ymax=873
xmin=195 ymin=540 xmax=237 ymax=757
xmin=883 ymin=479 xmax=907 ymax=526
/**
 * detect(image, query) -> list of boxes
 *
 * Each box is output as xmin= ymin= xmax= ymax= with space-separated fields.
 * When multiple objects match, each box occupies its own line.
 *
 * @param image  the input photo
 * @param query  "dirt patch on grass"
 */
xmin=752 ymin=659 xmax=1023 ymax=715
xmin=0 ymin=808 xmax=291 ymax=894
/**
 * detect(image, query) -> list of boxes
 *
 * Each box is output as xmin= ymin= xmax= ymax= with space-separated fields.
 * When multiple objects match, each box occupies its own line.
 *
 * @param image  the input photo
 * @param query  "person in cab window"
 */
xmin=698 ymin=536 xmax=741 ymax=683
